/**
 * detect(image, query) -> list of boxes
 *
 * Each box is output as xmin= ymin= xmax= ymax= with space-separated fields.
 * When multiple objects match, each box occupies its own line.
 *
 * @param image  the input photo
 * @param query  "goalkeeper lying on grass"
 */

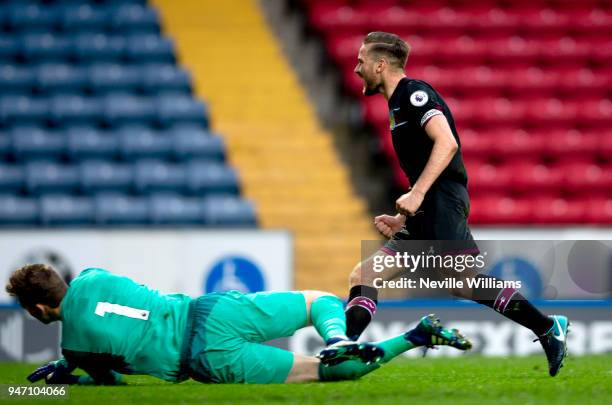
xmin=6 ymin=264 xmax=471 ymax=385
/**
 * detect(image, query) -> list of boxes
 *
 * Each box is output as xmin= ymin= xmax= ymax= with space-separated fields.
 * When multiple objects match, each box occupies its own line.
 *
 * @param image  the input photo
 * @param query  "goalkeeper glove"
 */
xmin=27 ymin=358 xmax=80 ymax=385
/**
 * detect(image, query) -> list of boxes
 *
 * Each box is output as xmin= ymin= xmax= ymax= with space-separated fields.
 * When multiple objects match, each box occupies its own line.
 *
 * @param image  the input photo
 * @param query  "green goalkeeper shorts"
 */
xmin=183 ymin=290 xmax=308 ymax=384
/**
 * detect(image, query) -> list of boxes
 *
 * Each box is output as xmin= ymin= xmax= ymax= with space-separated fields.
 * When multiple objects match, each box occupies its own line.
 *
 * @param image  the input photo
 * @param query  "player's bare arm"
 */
xmin=395 ymin=114 xmax=458 ymax=217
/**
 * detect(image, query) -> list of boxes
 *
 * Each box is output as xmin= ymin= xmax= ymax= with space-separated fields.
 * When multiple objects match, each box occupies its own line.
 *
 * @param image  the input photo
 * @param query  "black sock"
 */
xmin=471 ymin=275 xmax=554 ymax=335
xmin=345 ymin=285 xmax=378 ymax=341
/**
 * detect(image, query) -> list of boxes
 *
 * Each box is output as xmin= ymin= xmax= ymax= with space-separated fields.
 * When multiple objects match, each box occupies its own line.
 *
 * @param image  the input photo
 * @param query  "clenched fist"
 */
xmin=395 ymin=189 xmax=425 ymax=217
xmin=374 ymin=213 xmax=406 ymax=238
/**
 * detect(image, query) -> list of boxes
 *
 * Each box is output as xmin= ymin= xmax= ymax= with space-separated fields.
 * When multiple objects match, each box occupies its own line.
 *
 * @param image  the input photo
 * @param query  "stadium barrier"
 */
xmin=0 ymin=229 xmax=292 ymax=303
xmin=289 ymin=300 xmax=612 ymax=357
xmin=3 ymin=300 xmax=610 ymax=362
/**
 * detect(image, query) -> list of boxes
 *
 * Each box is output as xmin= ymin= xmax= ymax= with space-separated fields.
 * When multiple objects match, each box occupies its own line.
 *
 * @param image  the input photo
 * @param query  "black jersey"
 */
xmin=388 ymin=77 xmax=468 ymax=188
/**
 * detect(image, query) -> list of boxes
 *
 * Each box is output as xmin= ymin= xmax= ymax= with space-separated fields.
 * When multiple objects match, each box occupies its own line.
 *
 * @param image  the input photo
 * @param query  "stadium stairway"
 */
xmin=151 ymin=0 xmax=379 ymax=294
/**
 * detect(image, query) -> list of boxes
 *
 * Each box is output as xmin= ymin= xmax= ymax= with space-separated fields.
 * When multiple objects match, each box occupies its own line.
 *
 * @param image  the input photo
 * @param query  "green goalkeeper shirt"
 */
xmin=60 ymin=268 xmax=192 ymax=383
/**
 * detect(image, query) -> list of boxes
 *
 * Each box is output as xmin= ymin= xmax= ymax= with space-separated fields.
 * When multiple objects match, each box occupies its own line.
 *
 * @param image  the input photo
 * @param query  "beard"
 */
xmin=362 ymin=78 xmax=381 ymax=96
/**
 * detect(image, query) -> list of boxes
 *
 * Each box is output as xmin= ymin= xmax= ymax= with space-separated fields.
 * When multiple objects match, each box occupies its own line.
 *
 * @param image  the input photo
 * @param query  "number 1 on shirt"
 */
xmin=95 ymin=302 xmax=150 ymax=320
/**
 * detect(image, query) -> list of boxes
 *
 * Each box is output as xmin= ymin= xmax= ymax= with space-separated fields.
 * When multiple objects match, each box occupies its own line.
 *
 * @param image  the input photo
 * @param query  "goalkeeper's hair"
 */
xmin=6 ymin=264 xmax=67 ymax=309
xmin=363 ymin=31 xmax=410 ymax=69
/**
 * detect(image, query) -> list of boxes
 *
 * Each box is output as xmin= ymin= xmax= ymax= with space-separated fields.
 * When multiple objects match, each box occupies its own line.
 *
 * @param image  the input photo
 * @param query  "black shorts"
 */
xmin=383 ymin=180 xmax=479 ymax=255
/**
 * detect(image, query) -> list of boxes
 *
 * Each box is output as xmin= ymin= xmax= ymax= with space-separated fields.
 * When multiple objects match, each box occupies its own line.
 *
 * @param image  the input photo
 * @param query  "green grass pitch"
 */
xmin=1 ymin=355 xmax=610 ymax=404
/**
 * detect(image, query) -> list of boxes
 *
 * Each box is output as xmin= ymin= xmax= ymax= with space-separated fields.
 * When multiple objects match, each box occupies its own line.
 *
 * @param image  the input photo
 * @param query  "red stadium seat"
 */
xmin=516 ymin=7 xmax=572 ymax=35
xmin=460 ymin=66 xmax=507 ymax=95
xmin=487 ymin=36 xmax=541 ymax=64
xmin=562 ymin=161 xmax=612 ymax=192
xmin=460 ymin=129 xmax=495 ymax=159
xmin=407 ymin=65 xmax=440 ymax=84
xmin=469 ymin=7 xmax=521 ymax=34
xmin=557 ymin=68 xmax=610 ymax=96
xmin=361 ymin=96 xmax=388 ymax=128
xmin=473 ymin=97 xmax=527 ymax=126
xmin=597 ymin=128 xmax=612 ymax=160
xmin=585 ymin=197 xmax=612 ymax=224
xmin=524 ymin=98 xmax=579 ymax=126
xmin=470 ymin=196 xmax=532 ymax=224
xmin=373 ymin=122 xmax=395 ymax=157
xmin=414 ymin=7 xmax=474 ymax=34
xmin=542 ymin=129 xmax=599 ymax=160
xmin=505 ymin=67 xmax=561 ymax=96
xmin=308 ymin=4 xmax=371 ymax=32
xmin=468 ymin=161 xmax=513 ymax=193
xmin=580 ymin=99 xmax=612 ymax=128
xmin=510 ymin=162 xmax=564 ymax=193
xmin=301 ymin=0 xmax=612 ymax=225
xmin=491 ymin=128 xmax=546 ymax=159
xmin=327 ymin=33 xmax=362 ymax=64
xmin=342 ymin=66 xmax=363 ymax=95
xmin=551 ymin=0 xmax=609 ymax=10
xmin=539 ymin=37 xmax=593 ymax=64
xmin=443 ymin=97 xmax=476 ymax=127
xmin=435 ymin=36 xmax=491 ymax=63
xmin=418 ymin=66 xmax=507 ymax=96
xmin=572 ymin=9 xmax=612 ymax=36
xmin=531 ymin=196 xmax=586 ymax=224
xmin=365 ymin=5 xmax=424 ymax=32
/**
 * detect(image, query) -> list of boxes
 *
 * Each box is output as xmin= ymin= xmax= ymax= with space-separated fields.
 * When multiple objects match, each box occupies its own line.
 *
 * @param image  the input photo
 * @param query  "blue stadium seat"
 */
xmin=126 ymin=35 xmax=174 ymax=63
xmin=22 ymin=34 xmax=71 ymax=62
xmin=118 ymin=126 xmax=173 ymax=160
xmin=89 ymin=64 xmax=140 ymax=94
xmin=73 ymin=34 xmax=125 ymax=62
xmin=50 ymin=94 xmax=102 ymax=126
xmin=110 ymin=4 xmax=159 ymax=34
xmin=0 ymin=164 xmax=24 ymax=193
xmin=0 ymin=95 xmax=48 ymax=125
xmin=80 ymin=160 xmax=133 ymax=193
xmin=141 ymin=64 xmax=191 ymax=94
xmin=0 ymin=37 xmax=19 ymax=62
xmin=187 ymin=161 xmax=239 ymax=196
xmin=0 ymin=5 xmax=8 ymax=28
xmin=0 ymin=1 xmax=257 ymax=228
xmin=40 ymin=195 xmax=94 ymax=226
xmin=157 ymin=95 xmax=208 ymax=127
xmin=95 ymin=193 xmax=149 ymax=225
xmin=36 ymin=63 xmax=88 ymax=94
xmin=172 ymin=129 xmax=225 ymax=161
xmin=7 ymin=4 xmax=58 ymax=32
xmin=0 ymin=64 xmax=35 ymax=93
xmin=12 ymin=126 xmax=65 ymax=161
xmin=59 ymin=4 xmax=109 ymax=33
xmin=26 ymin=162 xmax=79 ymax=194
xmin=0 ymin=134 xmax=9 ymax=158
xmin=149 ymin=194 xmax=202 ymax=225
xmin=134 ymin=160 xmax=186 ymax=193
xmin=202 ymin=196 xmax=257 ymax=227
xmin=0 ymin=195 xmax=38 ymax=226
xmin=53 ymin=0 xmax=147 ymax=5
xmin=66 ymin=126 xmax=118 ymax=160
xmin=104 ymin=94 xmax=156 ymax=126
